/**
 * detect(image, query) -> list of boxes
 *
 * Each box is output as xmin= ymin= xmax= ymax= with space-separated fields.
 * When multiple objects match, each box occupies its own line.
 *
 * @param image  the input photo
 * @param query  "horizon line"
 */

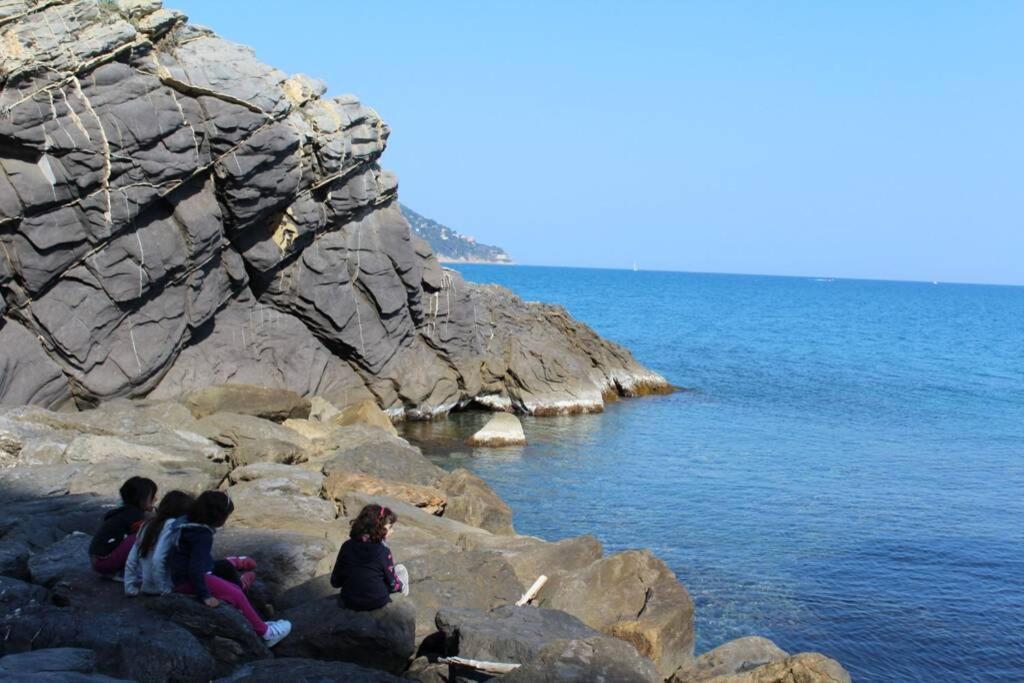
xmin=447 ymin=262 xmax=1024 ymax=289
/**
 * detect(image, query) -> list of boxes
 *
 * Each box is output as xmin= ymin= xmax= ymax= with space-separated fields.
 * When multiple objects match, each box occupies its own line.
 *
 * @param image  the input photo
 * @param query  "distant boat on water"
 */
xmin=633 ymin=262 xmax=639 ymax=272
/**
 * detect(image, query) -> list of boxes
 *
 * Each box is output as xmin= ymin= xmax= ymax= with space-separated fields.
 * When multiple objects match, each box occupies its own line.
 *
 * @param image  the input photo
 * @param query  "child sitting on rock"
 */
xmin=331 ymin=503 xmax=409 ymax=611
xmin=167 ymin=490 xmax=292 ymax=647
xmin=124 ymin=490 xmax=193 ymax=596
xmin=89 ymin=476 xmax=158 ymax=579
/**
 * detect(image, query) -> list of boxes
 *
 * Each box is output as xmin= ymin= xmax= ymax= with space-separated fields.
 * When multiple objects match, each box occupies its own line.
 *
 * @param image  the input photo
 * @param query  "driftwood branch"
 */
xmin=439 ymin=656 xmax=521 ymax=674
xmin=515 ymin=574 xmax=548 ymax=606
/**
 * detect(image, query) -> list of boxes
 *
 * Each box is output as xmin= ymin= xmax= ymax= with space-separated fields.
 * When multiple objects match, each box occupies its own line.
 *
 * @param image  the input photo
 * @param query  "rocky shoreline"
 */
xmin=0 ymin=2 xmax=850 ymax=680
xmin=0 ymin=385 xmax=850 ymax=682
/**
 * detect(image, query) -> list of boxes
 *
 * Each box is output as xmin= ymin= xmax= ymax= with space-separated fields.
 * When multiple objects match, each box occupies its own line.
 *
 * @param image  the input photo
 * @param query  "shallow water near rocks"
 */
xmin=401 ymin=265 xmax=1024 ymax=683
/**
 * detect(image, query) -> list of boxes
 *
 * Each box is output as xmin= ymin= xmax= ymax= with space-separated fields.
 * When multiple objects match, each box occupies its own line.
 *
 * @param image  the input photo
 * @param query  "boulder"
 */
xmin=307 ymin=397 xmax=341 ymax=423
xmin=466 ymin=534 xmax=604 ymax=586
xmin=701 ymin=653 xmax=851 ymax=683
xmin=339 ymin=492 xmax=491 ymax=544
xmin=227 ymin=463 xmax=324 ymax=496
xmin=184 ymin=384 xmax=311 ymax=421
xmin=502 ymin=635 xmax=661 ymax=683
xmin=440 ymin=468 xmax=514 ymax=534
xmin=227 ymin=476 xmax=338 ymax=534
xmin=324 ymin=472 xmax=446 ymax=514
xmin=213 ymin=528 xmax=337 ymax=597
xmin=466 ymin=412 xmax=527 ymax=447
xmin=670 ymin=637 xmax=789 ymax=682
xmin=317 ymin=427 xmax=443 ymax=486
xmin=215 ymin=658 xmax=405 ymax=682
xmin=331 ymin=399 xmax=398 ymax=436
xmin=0 ymin=603 xmax=217 ymax=682
xmin=0 ymin=648 xmax=95 ymax=675
xmin=538 ymin=549 xmax=695 ymax=678
xmin=435 ymin=605 xmax=599 ymax=663
xmin=276 ymin=596 xmax=416 ymax=674
xmin=145 ymin=594 xmax=272 ymax=673
xmin=281 ymin=418 xmax=337 ymax=442
xmin=403 ymin=547 xmax=522 ymax=645
xmin=196 ymin=412 xmax=313 ymax=451
xmin=0 ymin=574 xmax=51 ymax=610
xmin=27 ymin=531 xmax=94 ymax=589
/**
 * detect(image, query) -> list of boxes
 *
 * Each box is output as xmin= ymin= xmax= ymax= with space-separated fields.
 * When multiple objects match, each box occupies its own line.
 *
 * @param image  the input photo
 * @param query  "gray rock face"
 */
xmin=276 ymin=596 xmax=417 ymax=674
xmin=501 ymin=635 xmax=662 ymax=683
xmin=0 ymin=0 xmax=667 ymax=418
xmin=436 ymin=605 xmax=600 ymax=664
xmin=215 ymin=658 xmax=405 ymax=683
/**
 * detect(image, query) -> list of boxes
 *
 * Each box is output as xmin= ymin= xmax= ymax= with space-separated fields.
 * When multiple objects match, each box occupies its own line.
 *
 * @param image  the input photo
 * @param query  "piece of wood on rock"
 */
xmin=537 ymin=549 xmax=696 ymax=678
xmin=467 ymin=412 xmax=527 ymax=446
xmin=275 ymin=596 xmax=416 ymax=674
xmin=669 ymin=636 xmax=788 ymax=682
xmin=183 ymin=384 xmax=311 ymax=422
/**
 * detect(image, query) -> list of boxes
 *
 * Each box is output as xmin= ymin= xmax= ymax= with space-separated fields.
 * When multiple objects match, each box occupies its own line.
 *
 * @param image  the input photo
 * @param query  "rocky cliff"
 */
xmin=400 ymin=203 xmax=512 ymax=264
xmin=0 ymin=0 xmax=666 ymax=416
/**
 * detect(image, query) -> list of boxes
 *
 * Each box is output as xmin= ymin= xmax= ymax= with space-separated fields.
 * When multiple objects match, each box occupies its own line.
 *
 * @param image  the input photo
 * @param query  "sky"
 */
xmin=171 ymin=1 xmax=1023 ymax=285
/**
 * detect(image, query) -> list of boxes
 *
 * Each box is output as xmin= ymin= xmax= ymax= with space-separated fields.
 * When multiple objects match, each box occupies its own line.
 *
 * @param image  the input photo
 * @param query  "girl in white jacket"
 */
xmin=125 ymin=490 xmax=193 ymax=596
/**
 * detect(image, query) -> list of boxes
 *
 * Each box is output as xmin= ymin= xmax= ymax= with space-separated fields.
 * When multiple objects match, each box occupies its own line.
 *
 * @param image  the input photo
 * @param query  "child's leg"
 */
xmin=395 ymin=564 xmax=410 ymax=597
xmin=90 ymin=534 xmax=137 ymax=575
xmin=204 ymin=574 xmax=268 ymax=636
xmin=225 ymin=555 xmax=257 ymax=571
xmin=212 ymin=559 xmax=242 ymax=586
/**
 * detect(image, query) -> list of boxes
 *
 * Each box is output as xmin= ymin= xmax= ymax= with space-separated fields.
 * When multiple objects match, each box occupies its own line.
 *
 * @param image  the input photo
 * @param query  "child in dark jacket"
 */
xmin=330 ymin=504 xmax=409 ymax=611
xmin=89 ymin=477 xmax=158 ymax=577
xmin=167 ymin=491 xmax=292 ymax=647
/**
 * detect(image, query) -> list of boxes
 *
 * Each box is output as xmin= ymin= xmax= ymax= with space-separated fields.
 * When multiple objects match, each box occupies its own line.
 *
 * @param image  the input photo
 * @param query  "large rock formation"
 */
xmin=0 ymin=0 xmax=668 ymax=418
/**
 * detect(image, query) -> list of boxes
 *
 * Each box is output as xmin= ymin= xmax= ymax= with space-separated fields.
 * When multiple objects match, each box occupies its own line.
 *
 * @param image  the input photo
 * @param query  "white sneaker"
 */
xmin=262 ymin=619 xmax=291 ymax=648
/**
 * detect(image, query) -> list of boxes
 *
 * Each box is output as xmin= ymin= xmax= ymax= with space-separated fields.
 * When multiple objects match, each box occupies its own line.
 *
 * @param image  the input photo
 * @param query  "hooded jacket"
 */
xmin=88 ymin=505 xmax=146 ymax=558
xmin=124 ymin=516 xmax=185 ymax=596
xmin=167 ymin=522 xmax=216 ymax=601
xmin=330 ymin=537 xmax=404 ymax=611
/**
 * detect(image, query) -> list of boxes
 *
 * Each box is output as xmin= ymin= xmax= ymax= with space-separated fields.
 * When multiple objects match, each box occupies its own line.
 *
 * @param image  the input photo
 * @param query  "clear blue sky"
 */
xmin=172 ymin=1 xmax=1022 ymax=285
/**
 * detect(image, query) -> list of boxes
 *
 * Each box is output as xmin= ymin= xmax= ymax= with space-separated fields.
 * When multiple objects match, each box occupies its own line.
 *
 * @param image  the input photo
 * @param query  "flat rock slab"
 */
xmin=466 ymin=413 xmax=527 ymax=447
xmin=276 ymin=596 xmax=416 ymax=674
xmin=436 ymin=605 xmax=599 ymax=663
xmin=184 ymin=384 xmax=311 ymax=421
xmin=0 ymin=647 xmax=96 ymax=675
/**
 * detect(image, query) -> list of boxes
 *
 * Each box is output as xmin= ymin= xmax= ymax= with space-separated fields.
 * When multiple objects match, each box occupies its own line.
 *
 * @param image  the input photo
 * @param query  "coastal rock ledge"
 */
xmin=0 ymin=0 xmax=668 ymax=418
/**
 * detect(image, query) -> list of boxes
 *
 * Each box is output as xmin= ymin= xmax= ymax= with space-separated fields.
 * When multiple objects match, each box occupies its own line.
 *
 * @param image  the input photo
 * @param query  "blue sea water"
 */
xmin=402 ymin=265 xmax=1024 ymax=683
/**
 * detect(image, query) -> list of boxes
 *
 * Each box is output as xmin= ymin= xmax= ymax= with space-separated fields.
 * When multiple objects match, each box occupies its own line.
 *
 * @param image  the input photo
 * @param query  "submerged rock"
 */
xmin=670 ymin=637 xmax=789 ymax=682
xmin=466 ymin=412 xmax=527 ymax=447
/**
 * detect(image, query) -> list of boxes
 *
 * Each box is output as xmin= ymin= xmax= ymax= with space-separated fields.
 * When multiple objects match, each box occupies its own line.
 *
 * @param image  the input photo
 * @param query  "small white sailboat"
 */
xmin=633 ymin=262 xmax=638 ymax=272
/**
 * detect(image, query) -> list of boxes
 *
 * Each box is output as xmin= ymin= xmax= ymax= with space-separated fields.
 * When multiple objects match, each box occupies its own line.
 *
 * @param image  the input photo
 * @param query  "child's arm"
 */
xmin=187 ymin=530 xmax=214 ymax=603
xmin=329 ymin=544 xmax=347 ymax=588
xmin=382 ymin=547 xmax=403 ymax=594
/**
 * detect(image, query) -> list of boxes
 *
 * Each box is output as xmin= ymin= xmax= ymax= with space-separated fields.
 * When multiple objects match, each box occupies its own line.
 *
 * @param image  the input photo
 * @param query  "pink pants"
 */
xmin=90 ymin=533 xmax=136 ymax=575
xmin=174 ymin=572 xmax=267 ymax=636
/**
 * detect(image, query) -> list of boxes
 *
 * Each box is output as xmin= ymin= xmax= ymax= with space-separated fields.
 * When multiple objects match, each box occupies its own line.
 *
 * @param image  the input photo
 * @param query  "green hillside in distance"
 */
xmin=400 ymin=204 xmax=512 ymax=264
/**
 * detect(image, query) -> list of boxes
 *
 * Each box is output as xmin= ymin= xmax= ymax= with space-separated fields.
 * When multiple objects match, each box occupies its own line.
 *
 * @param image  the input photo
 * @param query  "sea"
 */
xmin=401 ymin=265 xmax=1024 ymax=683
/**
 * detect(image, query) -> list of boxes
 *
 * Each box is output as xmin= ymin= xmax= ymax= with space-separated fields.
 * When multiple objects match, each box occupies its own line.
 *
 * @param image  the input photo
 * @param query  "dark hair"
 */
xmin=188 ymin=491 xmax=234 ymax=528
xmin=119 ymin=477 xmax=158 ymax=509
xmin=349 ymin=504 xmax=397 ymax=543
xmin=137 ymin=490 xmax=194 ymax=558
